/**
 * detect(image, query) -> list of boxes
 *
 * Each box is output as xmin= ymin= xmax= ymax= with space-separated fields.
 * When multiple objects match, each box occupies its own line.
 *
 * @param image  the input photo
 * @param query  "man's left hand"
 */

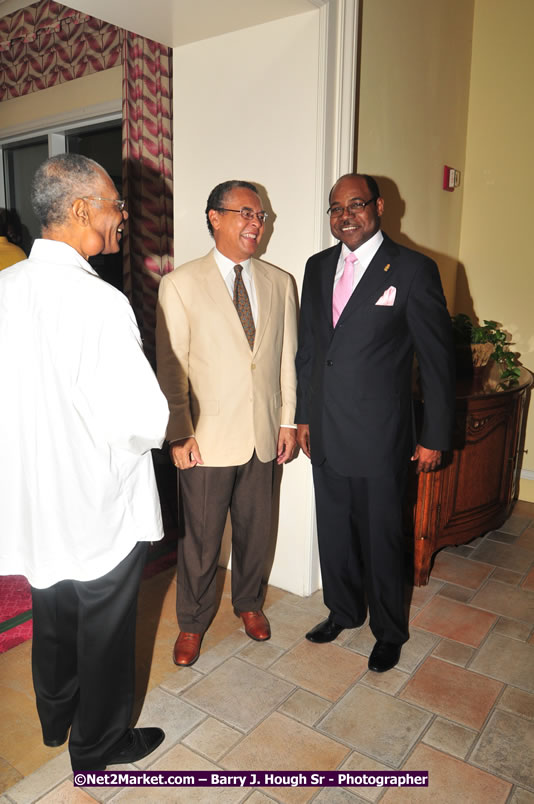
xmin=277 ymin=427 xmax=297 ymax=464
xmin=411 ymin=444 xmax=442 ymax=474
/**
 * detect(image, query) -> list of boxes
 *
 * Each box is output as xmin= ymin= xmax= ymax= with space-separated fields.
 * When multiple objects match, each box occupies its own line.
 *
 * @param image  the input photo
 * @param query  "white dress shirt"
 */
xmin=214 ymin=247 xmax=258 ymax=324
xmin=0 ymin=239 xmax=169 ymax=588
xmin=334 ymin=229 xmax=384 ymax=291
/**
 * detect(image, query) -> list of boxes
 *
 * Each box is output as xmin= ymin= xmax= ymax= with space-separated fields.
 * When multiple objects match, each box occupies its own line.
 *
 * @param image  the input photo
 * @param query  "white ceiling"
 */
xmin=0 ymin=0 xmax=325 ymax=48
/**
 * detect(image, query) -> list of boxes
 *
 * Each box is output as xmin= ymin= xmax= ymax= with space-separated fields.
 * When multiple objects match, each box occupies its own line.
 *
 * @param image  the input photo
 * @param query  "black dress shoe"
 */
xmin=43 ymin=731 xmax=69 ymax=748
xmin=368 ymin=641 xmax=401 ymax=673
xmin=104 ymin=728 xmax=165 ymax=767
xmin=306 ymin=614 xmax=345 ymax=643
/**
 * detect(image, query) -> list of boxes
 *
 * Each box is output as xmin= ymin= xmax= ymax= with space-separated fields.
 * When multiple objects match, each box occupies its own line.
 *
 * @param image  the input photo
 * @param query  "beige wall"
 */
xmin=356 ymin=0 xmax=474 ymax=309
xmin=0 ymin=67 xmax=122 ymax=133
xmin=457 ymin=0 xmax=534 ymax=501
xmin=173 ymin=11 xmax=324 ymax=594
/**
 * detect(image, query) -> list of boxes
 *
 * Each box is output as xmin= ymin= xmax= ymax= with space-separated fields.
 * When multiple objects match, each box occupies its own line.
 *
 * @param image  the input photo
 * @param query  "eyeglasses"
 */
xmin=217 ymin=207 xmax=268 ymax=224
xmin=82 ymin=196 xmax=127 ymax=212
xmin=327 ymin=198 xmax=377 ymax=217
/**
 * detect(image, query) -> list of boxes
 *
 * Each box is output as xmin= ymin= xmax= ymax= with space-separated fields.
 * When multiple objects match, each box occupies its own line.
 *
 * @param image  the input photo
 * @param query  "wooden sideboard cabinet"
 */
xmin=408 ymin=366 xmax=532 ymax=586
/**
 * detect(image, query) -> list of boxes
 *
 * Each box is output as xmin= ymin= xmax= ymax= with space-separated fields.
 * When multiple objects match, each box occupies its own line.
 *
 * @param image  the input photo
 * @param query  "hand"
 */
xmin=296 ymin=424 xmax=311 ymax=459
xmin=170 ymin=437 xmax=204 ymax=470
xmin=411 ymin=444 xmax=441 ymax=474
xmin=277 ymin=427 xmax=297 ymax=464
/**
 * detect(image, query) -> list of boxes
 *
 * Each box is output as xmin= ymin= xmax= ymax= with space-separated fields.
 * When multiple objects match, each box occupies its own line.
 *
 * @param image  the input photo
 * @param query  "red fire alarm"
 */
xmin=443 ymin=166 xmax=461 ymax=192
xmin=443 ymin=165 xmax=455 ymax=191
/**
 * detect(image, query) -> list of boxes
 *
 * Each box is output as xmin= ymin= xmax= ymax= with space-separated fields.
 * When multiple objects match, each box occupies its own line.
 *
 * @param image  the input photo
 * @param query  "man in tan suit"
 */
xmin=156 ymin=180 xmax=297 ymax=666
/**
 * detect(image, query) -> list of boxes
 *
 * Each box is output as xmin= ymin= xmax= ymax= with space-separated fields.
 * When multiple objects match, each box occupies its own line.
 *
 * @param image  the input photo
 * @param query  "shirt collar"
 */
xmin=341 ymin=229 xmax=384 ymax=270
xmin=213 ymin=247 xmax=251 ymax=280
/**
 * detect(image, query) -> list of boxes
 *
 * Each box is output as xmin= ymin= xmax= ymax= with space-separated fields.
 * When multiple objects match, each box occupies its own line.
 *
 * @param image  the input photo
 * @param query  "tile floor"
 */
xmin=0 ymin=501 xmax=533 ymax=803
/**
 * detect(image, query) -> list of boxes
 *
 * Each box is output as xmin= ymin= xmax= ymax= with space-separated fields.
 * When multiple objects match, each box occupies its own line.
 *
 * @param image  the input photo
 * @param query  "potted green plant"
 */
xmin=451 ymin=313 xmax=521 ymax=385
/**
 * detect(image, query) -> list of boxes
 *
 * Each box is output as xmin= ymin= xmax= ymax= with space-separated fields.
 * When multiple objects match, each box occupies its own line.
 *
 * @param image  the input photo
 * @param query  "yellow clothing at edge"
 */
xmin=0 ymin=236 xmax=26 ymax=270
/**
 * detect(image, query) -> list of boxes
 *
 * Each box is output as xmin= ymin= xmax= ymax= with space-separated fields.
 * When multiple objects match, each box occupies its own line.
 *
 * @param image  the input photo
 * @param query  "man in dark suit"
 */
xmin=295 ymin=173 xmax=455 ymax=672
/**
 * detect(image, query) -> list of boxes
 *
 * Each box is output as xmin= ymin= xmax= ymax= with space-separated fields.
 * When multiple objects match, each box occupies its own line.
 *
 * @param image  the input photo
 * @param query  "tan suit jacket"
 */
xmin=156 ymin=250 xmax=297 ymax=467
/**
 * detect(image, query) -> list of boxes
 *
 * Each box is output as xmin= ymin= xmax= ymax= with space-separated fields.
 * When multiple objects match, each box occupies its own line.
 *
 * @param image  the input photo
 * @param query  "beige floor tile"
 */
xmin=113 ymin=744 xmax=247 ymax=803
xmin=4 ymin=751 xmax=72 ymax=804
xmin=159 ymin=666 xmax=203 ymax=696
xmin=510 ymin=789 xmax=534 ymax=804
xmin=469 ymin=540 xmax=533 ymax=573
xmin=133 ymin=687 xmax=206 ymax=768
xmin=469 ymin=633 xmax=534 ymax=692
xmin=221 ymin=712 xmax=349 ymax=804
xmin=488 ymin=530 xmax=520 ymax=544
xmin=395 ymin=628 xmax=439 ymax=674
xmin=38 ymin=779 xmax=96 ymax=802
xmin=422 ymin=717 xmax=477 ymax=759
xmin=182 ymin=718 xmax=242 ymax=762
xmin=338 ymin=751 xmax=394 ymax=803
xmin=471 ymin=709 xmax=534 ymax=789
xmin=400 ymin=656 xmax=503 ymax=729
xmin=237 ymin=640 xmax=285 ymax=669
xmin=344 ymin=624 xmax=375 ymax=657
xmin=247 ymin=793 xmax=285 ymax=804
xmin=500 ymin=514 xmax=531 ymax=536
xmin=430 ymin=551 xmax=493 ymax=589
xmin=411 ymin=597 xmax=497 ymax=647
xmin=382 ymin=744 xmax=512 ymax=802
xmin=470 ymin=580 xmax=534 ymax=621
xmin=409 ymin=578 xmax=443 ymax=608
xmin=360 ymin=667 xmax=410 ymax=695
xmin=0 ymin=758 xmax=22 ymax=796
xmin=431 ymin=638 xmax=475 ymax=667
xmin=181 ymin=657 xmax=294 ymax=732
xmin=262 ymin=600 xmax=327 ymax=650
xmin=314 ymin=789 xmax=368 ymax=803
xmin=494 ymin=617 xmax=532 ymax=641
xmin=445 ymin=544 xmax=476 ymax=558
xmin=278 ymin=689 xmax=332 ymax=727
xmin=193 ymin=631 xmax=250 ymax=675
xmin=277 ymin=591 xmax=330 ymax=619
xmin=270 ymin=640 xmax=367 ymax=701
xmin=491 ymin=567 xmax=524 ymax=585
xmin=497 ymin=687 xmax=534 ymax=719
xmin=436 ymin=584 xmax=474 ymax=603
xmin=319 ymin=685 xmax=431 ymax=767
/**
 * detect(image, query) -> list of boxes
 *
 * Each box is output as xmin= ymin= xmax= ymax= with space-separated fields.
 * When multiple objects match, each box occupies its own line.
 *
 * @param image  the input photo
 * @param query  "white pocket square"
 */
xmin=375 ymin=286 xmax=396 ymax=306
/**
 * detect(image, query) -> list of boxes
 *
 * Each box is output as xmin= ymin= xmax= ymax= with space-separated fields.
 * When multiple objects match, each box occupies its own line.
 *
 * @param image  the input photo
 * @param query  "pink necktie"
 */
xmin=333 ymin=252 xmax=357 ymax=326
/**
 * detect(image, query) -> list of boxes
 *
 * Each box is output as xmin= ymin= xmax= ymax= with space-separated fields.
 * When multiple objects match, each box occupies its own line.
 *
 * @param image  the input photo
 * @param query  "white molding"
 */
xmin=0 ymin=100 xmax=122 ymax=145
xmin=521 ymin=469 xmax=534 ymax=481
xmin=314 ymin=0 xmax=359 ymax=253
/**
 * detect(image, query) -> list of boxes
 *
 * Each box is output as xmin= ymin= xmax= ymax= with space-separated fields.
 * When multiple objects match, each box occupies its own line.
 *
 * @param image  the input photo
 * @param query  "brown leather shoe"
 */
xmin=173 ymin=632 xmax=202 ymax=666
xmin=240 ymin=610 xmax=271 ymax=641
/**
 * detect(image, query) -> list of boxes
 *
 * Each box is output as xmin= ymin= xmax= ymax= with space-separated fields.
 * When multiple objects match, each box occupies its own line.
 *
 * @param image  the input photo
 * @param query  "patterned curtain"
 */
xmin=0 ymin=2 xmax=174 ymax=364
xmin=122 ymin=32 xmax=173 ymax=367
xmin=0 ymin=0 xmax=122 ymax=100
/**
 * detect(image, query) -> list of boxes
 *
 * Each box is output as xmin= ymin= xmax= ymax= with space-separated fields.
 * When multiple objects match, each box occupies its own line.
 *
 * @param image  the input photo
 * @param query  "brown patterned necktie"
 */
xmin=233 ymin=264 xmax=255 ymax=350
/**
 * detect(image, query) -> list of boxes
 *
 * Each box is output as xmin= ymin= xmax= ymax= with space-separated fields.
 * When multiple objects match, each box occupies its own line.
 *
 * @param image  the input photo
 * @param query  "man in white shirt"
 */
xmin=156 ymin=180 xmax=297 ymax=667
xmin=0 ymin=154 xmax=169 ymax=771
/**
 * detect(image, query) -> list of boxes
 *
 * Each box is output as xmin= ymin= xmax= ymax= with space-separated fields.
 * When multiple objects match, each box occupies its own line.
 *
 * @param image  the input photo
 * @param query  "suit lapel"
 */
xmin=251 ymin=259 xmax=272 ymax=356
xmin=318 ymin=244 xmax=340 ymax=331
xmin=336 ymin=236 xmax=400 ymax=324
xmin=202 ymin=250 xmax=248 ymax=339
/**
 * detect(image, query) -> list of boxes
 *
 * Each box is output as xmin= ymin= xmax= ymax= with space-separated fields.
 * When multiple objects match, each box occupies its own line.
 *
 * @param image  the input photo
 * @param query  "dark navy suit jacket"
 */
xmin=295 ymin=233 xmax=455 ymax=477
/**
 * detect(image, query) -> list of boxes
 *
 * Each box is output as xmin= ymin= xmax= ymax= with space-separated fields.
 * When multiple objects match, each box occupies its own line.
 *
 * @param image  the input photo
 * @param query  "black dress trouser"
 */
xmin=31 ymin=541 xmax=147 ymax=770
xmin=312 ymin=461 xmax=409 ymax=646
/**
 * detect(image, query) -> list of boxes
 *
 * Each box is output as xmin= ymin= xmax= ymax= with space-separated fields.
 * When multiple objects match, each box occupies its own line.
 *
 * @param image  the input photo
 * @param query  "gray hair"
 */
xmin=31 ymin=154 xmax=107 ymax=230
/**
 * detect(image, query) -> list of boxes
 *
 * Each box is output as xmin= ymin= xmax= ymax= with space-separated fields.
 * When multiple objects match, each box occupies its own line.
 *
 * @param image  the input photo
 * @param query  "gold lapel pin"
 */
xmin=384 ymin=264 xmax=390 ymax=272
